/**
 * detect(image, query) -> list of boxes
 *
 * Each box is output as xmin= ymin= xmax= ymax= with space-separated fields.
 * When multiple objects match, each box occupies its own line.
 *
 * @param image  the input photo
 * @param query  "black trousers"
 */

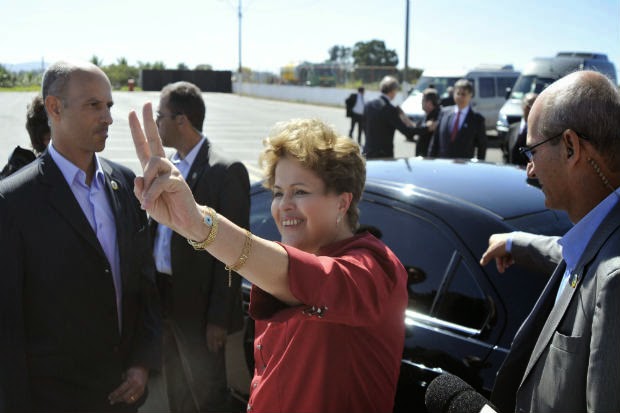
xmin=349 ymin=113 xmax=365 ymax=145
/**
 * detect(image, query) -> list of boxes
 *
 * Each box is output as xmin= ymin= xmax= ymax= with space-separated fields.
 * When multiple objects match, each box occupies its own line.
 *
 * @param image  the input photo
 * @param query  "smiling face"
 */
xmin=271 ymin=155 xmax=351 ymax=254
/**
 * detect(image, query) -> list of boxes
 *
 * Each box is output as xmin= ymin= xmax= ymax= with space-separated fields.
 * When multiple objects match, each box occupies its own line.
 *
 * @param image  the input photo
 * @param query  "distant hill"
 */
xmin=1 ymin=61 xmax=48 ymax=72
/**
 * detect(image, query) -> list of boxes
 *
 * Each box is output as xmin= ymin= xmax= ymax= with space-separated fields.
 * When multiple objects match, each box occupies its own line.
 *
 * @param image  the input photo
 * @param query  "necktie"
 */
xmin=450 ymin=111 xmax=461 ymax=141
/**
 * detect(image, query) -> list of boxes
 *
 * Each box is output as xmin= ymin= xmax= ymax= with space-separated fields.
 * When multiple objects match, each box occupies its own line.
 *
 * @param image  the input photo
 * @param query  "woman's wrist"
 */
xmin=186 ymin=205 xmax=213 ymax=244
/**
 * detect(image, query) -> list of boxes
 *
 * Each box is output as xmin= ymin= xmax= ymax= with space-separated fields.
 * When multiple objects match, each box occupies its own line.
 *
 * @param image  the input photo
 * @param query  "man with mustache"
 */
xmin=0 ymin=61 xmax=161 ymax=412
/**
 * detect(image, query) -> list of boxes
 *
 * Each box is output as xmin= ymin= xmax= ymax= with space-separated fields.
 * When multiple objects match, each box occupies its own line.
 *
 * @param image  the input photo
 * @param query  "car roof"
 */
xmin=364 ymin=158 xmax=548 ymax=220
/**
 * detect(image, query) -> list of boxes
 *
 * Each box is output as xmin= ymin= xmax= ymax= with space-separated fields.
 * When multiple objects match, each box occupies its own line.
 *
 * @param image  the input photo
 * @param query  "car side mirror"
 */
xmin=504 ymin=87 xmax=512 ymax=100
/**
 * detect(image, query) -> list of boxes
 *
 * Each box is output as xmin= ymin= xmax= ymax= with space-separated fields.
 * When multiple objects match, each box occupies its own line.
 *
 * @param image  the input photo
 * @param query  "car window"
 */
xmin=434 ymin=257 xmax=488 ymax=330
xmin=359 ymin=199 xmax=490 ymax=330
xmin=478 ymin=77 xmax=495 ymax=98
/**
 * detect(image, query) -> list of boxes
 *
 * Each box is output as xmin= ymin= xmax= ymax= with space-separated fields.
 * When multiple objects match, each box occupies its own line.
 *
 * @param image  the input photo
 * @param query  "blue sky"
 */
xmin=1 ymin=0 xmax=618 ymax=78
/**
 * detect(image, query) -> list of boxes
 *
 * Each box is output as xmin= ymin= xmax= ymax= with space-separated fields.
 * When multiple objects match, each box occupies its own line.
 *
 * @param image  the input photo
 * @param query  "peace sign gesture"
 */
xmin=128 ymin=102 xmax=206 ymax=241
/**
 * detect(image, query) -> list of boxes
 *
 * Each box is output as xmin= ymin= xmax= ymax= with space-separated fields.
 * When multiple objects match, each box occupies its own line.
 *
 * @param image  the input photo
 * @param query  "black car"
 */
xmin=244 ymin=158 xmax=572 ymax=412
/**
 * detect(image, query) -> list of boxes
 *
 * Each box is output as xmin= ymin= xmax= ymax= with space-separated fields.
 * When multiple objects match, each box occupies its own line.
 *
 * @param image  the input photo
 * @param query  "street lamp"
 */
xmin=403 ymin=0 xmax=410 ymax=96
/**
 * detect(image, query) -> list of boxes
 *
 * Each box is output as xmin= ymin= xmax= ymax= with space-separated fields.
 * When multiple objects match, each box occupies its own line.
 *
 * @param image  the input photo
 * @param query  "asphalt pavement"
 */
xmin=0 ymin=91 xmax=504 ymax=183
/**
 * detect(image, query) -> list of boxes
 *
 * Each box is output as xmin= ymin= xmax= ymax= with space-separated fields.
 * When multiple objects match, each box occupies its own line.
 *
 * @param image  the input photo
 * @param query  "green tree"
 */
xmin=327 ymin=45 xmax=352 ymax=64
xmin=90 ymin=55 xmax=103 ymax=67
xmin=195 ymin=64 xmax=213 ymax=71
xmin=177 ymin=62 xmax=189 ymax=70
xmin=0 ymin=64 xmax=15 ymax=87
xmin=101 ymin=57 xmax=139 ymax=89
xmin=352 ymin=40 xmax=399 ymax=67
xmin=138 ymin=61 xmax=166 ymax=70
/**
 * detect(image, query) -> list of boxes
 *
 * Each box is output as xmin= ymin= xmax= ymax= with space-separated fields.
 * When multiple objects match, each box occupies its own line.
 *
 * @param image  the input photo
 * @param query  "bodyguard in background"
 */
xmin=363 ymin=76 xmax=415 ymax=159
xmin=410 ymin=88 xmax=440 ymax=157
xmin=505 ymin=92 xmax=538 ymax=166
xmin=345 ymin=86 xmax=365 ymax=145
xmin=428 ymin=78 xmax=486 ymax=160
xmin=152 ymin=81 xmax=249 ymax=412
xmin=0 ymin=61 xmax=161 ymax=412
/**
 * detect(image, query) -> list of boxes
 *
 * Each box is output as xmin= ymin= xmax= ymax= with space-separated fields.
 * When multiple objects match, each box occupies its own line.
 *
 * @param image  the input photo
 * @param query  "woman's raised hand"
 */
xmin=128 ymin=102 xmax=205 ymax=241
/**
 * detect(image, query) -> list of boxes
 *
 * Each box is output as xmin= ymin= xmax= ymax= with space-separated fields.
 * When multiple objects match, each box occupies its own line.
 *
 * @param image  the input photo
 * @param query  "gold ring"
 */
xmin=129 ymin=395 xmax=135 ymax=401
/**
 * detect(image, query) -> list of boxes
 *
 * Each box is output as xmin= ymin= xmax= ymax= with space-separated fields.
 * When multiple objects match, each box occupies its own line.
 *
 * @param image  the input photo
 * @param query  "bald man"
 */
xmin=0 ymin=61 xmax=161 ymax=412
xmin=489 ymin=70 xmax=620 ymax=413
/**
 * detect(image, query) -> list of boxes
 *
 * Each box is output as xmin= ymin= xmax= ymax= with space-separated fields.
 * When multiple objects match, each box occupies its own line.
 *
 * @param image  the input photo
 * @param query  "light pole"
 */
xmin=403 ymin=0 xmax=410 ymax=96
xmin=238 ymin=0 xmax=242 ymax=75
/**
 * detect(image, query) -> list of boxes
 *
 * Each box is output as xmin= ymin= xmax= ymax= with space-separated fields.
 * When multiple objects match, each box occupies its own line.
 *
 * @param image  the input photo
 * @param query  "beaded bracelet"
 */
xmin=187 ymin=207 xmax=218 ymax=250
xmin=225 ymin=229 xmax=253 ymax=287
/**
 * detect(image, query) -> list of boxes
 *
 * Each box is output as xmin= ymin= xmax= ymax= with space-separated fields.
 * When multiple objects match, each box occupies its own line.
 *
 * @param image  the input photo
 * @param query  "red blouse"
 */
xmin=248 ymin=232 xmax=408 ymax=413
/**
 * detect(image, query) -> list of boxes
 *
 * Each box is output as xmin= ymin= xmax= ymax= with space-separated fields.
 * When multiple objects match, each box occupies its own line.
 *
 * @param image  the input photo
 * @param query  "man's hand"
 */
xmin=108 ymin=366 xmax=149 ymax=405
xmin=480 ymin=233 xmax=515 ymax=273
xmin=206 ymin=323 xmax=228 ymax=353
xmin=129 ymin=103 xmax=206 ymax=241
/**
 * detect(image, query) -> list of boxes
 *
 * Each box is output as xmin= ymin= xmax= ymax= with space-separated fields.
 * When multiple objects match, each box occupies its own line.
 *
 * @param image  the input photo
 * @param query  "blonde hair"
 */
xmin=259 ymin=119 xmax=366 ymax=230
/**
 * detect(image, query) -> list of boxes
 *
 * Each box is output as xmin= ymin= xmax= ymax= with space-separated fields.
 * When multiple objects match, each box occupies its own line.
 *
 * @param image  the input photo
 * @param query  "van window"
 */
xmin=478 ymin=77 xmax=495 ymax=98
xmin=510 ymin=75 xmax=555 ymax=100
xmin=497 ymin=77 xmax=518 ymax=97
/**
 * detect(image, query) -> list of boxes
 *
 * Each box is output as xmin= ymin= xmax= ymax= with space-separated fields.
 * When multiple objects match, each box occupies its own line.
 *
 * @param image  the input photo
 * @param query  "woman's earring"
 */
xmin=336 ymin=215 xmax=342 ymax=225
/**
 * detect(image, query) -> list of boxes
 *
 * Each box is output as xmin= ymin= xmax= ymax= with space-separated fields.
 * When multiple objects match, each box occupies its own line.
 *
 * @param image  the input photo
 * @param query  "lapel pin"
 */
xmin=191 ymin=172 xmax=198 ymax=180
xmin=110 ymin=180 xmax=119 ymax=190
xmin=570 ymin=273 xmax=580 ymax=288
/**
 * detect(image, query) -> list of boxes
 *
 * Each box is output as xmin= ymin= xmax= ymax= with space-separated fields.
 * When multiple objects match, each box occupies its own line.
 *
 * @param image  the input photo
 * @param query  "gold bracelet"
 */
xmin=225 ymin=229 xmax=253 ymax=287
xmin=187 ymin=207 xmax=218 ymax=250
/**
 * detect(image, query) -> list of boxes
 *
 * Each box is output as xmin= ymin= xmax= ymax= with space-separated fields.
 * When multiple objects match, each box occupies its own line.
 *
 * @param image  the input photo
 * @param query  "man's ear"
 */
xmin=564 ymin=130 xmax=581 ymax=162
xmin=45 ymin=95 xmax=62 ymax=120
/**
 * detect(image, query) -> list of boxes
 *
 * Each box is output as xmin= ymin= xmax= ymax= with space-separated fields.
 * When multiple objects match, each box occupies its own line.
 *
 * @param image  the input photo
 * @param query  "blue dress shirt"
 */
xmin=556 ymin=189 xmax=620 ymax=301
xmin=48 ymin=143 xmax=122 ymax=330
xmin=153 ymin=137 xmax=207 ymax=275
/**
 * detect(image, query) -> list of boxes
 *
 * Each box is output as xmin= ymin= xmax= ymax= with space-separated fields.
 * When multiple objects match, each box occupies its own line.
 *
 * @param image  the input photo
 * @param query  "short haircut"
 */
xmin=41 ymin=61 xmax=78 ymax=103
xmin=161 ymin=81 xmax=206 ymax=132
xmin=535 ymin=70 xmax=620 ymax=171
xmin=25 ymin=94 xmax=50 ymax=153
xmin=357 ymin=86 xmax=365 ymax=93
xmin=259 ymin=118 xmax=366 ymax=230
xmin=422 ymin=88 xmax=439 ymax=107
xmin=454 ymin=78 xmax=474 ymax=95
xmin=380 ymin=76 xmax=400 ymax=94
xmin=41 ymin=61 xmax=105 ymax=107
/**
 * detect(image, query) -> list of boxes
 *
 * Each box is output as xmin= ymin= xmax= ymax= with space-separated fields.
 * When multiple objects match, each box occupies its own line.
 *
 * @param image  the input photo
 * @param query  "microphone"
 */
xmin=425 ymin=373 xmax=498 ymax=413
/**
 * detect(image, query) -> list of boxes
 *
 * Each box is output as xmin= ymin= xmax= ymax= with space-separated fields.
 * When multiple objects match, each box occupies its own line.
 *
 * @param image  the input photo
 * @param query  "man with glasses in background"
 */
xmin=480 ymin=70 xmax=620 ymax=413
xmin=152 ymin=81 xmax=249 ymax=412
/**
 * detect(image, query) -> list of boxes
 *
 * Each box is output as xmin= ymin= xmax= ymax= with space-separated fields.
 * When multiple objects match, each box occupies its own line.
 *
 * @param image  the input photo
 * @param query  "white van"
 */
xmin=497 ymin=52 xmax=618 ymax=135
xmin=401 ymin=65 xmax=520 ymax=131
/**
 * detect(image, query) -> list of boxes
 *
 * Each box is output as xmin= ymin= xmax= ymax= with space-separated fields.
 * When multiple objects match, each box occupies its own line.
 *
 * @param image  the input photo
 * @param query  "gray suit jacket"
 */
xmin=511 ymin=232 xmax=563 ymax=277
xmin=492 ymin=201 xmax=620 ymax=413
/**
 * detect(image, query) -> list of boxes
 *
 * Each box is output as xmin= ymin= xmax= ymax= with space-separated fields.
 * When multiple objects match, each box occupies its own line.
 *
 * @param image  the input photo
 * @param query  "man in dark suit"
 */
xmin=481 ymin=71 xmax=620 ymax=413
xmin=410 ymin=88 xmax=440 ymax=157
xmin=0 ymin=61 xmax=161 ymax=412
xmin=428 ymin=79 xmax=487 ymax=160
xmin=152 ymin=81 xmax=249 ymax=412
xmin=363 ymin=76 xmax=415 ymax=159
xmin=345 ymin=86 xmax=365 ymax=145
xmin=505 ymin=92 xmax=538 ymax=166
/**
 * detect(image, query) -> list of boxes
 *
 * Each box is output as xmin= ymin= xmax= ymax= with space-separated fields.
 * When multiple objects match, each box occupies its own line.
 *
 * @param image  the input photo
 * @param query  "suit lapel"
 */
xmin=458 ymin=109 xmax=474 ymax=136
xmin=100 ymin=158 xmax=129 ymax=288
xmin=185 ymin=140 xmax=210 ymax=191
xmin=520 ymin=200 xmax=620 ymax=385
xmin=40 ymin=153 xmax=106 ymax=259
